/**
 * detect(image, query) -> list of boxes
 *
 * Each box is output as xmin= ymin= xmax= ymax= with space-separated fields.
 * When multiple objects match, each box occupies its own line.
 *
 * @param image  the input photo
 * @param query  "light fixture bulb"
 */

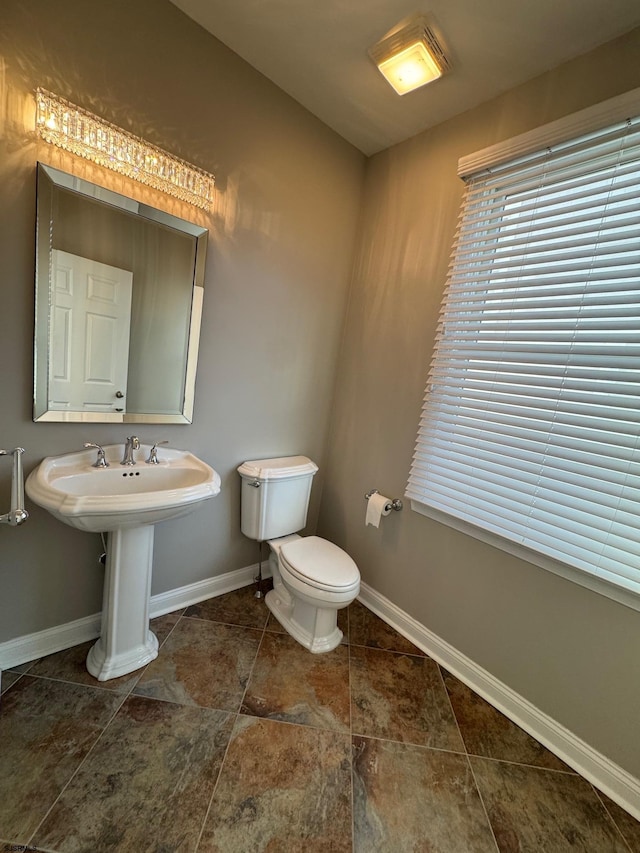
xmin=369 ymin=15 xmax=450 ymax=96
xmin=378 ymin=42 xmax=443 ymax=95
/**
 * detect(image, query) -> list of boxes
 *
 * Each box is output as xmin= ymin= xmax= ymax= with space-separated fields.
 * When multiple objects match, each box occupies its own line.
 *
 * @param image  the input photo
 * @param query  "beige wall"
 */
xmin=318 ymin=28 xmax=640 ymax=778
xmin=0 ymin=1 xmax=364 ymax=636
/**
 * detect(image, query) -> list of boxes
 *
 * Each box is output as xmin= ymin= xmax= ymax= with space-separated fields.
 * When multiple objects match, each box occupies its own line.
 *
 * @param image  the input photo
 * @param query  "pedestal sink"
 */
xmin=26 ymin=444 xmax=221 ymax=681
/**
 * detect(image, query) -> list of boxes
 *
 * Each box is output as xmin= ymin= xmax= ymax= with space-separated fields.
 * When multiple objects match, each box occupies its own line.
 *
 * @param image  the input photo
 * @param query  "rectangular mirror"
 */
xmin=34 ymin=163 xmax=208 ymax=423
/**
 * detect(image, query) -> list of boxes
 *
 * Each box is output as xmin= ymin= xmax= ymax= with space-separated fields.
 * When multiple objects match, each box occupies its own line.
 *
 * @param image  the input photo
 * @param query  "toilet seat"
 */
xmin=279 ymin=535 xmax=359 ymax=593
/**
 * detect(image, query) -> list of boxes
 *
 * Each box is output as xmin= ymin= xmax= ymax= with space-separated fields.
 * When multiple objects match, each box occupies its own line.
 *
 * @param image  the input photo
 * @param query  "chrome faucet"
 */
xmin=121 ymin=436 xmax=140 ymax=466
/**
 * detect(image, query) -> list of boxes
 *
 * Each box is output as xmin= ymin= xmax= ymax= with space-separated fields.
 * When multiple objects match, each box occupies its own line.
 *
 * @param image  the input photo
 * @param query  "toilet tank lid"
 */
xmin=237 ymin=456 xmax=318 ymax=480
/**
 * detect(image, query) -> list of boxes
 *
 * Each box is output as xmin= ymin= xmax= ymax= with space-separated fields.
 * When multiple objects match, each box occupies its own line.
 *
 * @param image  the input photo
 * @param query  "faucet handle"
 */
xmin=146 ymin=440 xmax=169 ymax=465
xmin=84 ymin=442 xmax=109 ymax=468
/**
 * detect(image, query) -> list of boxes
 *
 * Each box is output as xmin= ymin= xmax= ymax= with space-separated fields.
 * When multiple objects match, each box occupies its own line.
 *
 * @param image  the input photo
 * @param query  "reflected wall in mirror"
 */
xmin=34 ymin=163 xmax=208 ymax=423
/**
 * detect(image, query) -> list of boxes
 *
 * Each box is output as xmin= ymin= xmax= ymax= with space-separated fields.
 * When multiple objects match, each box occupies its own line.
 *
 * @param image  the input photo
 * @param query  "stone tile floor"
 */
xmin=1 ymin=588 xmax=639 ymax=852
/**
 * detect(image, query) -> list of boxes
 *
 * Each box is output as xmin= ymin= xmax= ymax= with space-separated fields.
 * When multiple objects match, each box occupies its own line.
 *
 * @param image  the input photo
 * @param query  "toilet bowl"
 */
xmin=237 ymin=455 xmax=360 ymax=653
xmin=266 ymin=534 xmax=360 ymax=653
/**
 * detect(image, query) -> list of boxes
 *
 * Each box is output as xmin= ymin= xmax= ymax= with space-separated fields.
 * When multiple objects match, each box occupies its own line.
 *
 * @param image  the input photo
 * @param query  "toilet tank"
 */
xmin=237 ymin=455 xmax=319 ymax=541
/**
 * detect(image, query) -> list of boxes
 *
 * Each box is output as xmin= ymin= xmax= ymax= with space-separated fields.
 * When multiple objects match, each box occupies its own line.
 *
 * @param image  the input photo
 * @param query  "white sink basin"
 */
xmin=25 ymin=444 xmax=221 ymax=682
xmin=26 ymin=444 xmax=221 ymax=532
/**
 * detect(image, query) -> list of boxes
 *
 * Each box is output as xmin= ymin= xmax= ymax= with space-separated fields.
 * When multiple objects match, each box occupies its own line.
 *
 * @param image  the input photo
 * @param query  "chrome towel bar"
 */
xmin=0 ymin=447 xmax=29 ymax=526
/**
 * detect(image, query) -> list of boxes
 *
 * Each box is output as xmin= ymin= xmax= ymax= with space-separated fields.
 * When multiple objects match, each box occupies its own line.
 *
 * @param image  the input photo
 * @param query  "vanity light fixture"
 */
xmin=368 ymin=14 xmax=451 ymax=95
xmin=35 ymin=89 xmax=215 ymax=210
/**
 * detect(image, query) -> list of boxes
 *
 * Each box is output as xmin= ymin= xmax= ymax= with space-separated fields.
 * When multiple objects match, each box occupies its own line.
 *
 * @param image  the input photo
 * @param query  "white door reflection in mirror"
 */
xmin=49 ymin=250 xmax=133 ymax=413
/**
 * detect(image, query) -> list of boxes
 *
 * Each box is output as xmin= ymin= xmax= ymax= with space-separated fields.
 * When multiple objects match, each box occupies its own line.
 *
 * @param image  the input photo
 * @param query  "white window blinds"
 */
xmin=406 ymin=110 xmax=640 ymax=599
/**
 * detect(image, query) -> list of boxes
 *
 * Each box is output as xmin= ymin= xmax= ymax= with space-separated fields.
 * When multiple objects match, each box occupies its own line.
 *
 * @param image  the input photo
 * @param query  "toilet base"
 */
xmin=265 ymin=588 xmax=343 ymax=654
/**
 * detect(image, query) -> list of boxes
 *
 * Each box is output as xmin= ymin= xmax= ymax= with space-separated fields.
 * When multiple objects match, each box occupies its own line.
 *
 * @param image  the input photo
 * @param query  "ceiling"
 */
xmin=170 ymin=0 xmax=640 ymax=155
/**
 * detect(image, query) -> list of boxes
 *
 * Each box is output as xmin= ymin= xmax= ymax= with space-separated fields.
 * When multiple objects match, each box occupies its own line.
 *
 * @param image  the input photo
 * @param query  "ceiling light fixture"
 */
xmin=368 ymin=14 xmax=451 ymax=96
xmin=35 ymin=89 xmax=215 ymax=210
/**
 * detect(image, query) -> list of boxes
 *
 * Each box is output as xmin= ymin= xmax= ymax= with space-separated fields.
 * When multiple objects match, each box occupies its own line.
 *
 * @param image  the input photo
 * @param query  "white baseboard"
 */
xmin=0 ymin=562 xmax=262 ymax=670
xmin=149 ymin=562 xmax=263 ymax=618
xmin=358 ymin=581 xmax=640 ymax=822
xmin=0 ymin=612 xmax=103 ymax=672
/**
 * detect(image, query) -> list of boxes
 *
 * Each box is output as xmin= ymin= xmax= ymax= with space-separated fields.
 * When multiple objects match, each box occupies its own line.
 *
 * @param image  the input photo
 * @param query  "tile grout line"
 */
xmin=155 ymin=607 xmax=188 ymax=650
xmin=437 ymin=661 xmax=501 ymax=853
xmin=454 ymin=751 xmax=586 ymax=775
xmin=461 ymin=754 xmax=501 ymax=853
xmin=436 ymin=661 xmax=468 ymax=754
xmin=591 ymin=785 xmax=635 ymax=853
xmin=349 ymin=640 xmax=426 ymax=658
xmin=192 ymin=597 xmax=271 ymax=852
xmin=4 ymin=670 xmax=133 ymax=693
xmin=1 ymin=657 xmax=40 ymax=697
xmin=22 ymin=607 xmax=186 ymax=851
xmin=343 ymin=727 xmax=588 ymax=771
xmin=192 ymin=707 xmax=240 ymax=853
xmin=183 ymin=612 xmax=275 ymax=631
xmin=232 ymin=596 xmax=271 ymax=717
xmin=0 ymin=672 xmax=24 ymax=696
xmin=352 ymin=629 xmax=584 ymax=774
xmin=25 ymin=686 xmax=130 ymax=851
xmin=347 ymin=606 xmax=357 ymax=853
xmin=425 ymin=667 xmax=583 ymax=776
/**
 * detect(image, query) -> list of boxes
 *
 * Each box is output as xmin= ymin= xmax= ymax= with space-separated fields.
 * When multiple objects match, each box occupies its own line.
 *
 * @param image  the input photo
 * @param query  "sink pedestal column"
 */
xmin=86 ymin=526 xmax=159 ymax=681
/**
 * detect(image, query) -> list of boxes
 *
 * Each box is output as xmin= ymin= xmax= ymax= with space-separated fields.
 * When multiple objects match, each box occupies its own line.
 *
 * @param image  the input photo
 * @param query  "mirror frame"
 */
xmin=33 ymin=163 xmax=208 ymax=424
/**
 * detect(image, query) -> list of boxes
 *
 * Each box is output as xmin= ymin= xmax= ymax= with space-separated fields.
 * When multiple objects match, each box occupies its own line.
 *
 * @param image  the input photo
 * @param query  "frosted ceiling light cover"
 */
xmin=369 ymin=15 xmax=451 ymax=95
xmin=35 ymin=89 xmax=215 ymax=210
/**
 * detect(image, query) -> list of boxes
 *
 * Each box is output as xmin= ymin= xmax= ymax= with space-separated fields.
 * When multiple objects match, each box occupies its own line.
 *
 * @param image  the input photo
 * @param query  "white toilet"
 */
xmin=238 ymin=455 xmax=360 ymax=653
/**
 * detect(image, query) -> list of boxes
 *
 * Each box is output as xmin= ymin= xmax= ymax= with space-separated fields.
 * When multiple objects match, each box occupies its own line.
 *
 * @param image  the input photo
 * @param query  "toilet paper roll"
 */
xmin=366 ymin=492 xmax=392 ymax=528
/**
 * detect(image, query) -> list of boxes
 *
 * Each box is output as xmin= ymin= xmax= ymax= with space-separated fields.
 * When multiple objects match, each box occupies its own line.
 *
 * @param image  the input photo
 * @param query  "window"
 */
xmin=407 ymin=91 xmax=640 ymax=608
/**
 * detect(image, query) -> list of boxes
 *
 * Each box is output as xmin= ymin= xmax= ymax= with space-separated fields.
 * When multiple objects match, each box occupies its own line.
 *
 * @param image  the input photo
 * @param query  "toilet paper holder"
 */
xmin=364 ymin=489 xmax=403 ymax=512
